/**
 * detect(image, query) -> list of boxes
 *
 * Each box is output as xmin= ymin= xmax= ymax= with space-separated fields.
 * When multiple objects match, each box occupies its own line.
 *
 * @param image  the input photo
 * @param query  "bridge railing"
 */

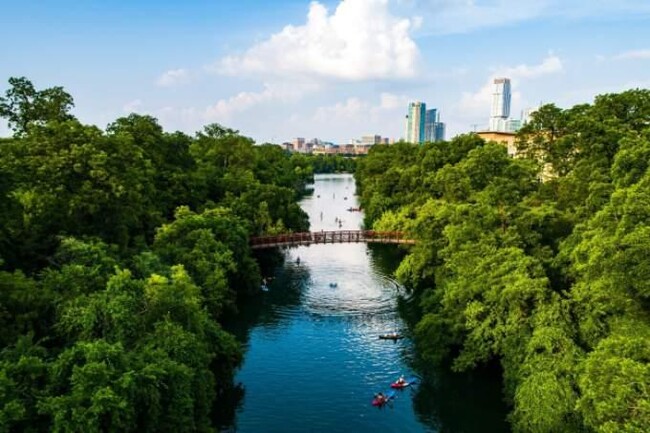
xmin=249 ymin=230 xmax=414 ymax=249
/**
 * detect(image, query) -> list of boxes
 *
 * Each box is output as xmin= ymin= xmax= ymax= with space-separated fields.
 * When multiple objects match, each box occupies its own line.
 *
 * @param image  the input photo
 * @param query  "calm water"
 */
xmin=222 ymin=174 xmax=510 ymax=433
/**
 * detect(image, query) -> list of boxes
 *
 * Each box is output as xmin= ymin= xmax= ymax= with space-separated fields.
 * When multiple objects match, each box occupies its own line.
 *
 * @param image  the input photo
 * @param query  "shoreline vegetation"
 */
xmin=355 ymin=89 xmax=650 ymax=433
xmin=0 ymin=77 xmax=318 ymax=432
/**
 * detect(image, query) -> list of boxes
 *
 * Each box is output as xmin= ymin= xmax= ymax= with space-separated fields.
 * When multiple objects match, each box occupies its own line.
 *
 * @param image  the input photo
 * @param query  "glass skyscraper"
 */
xmin=424 ymin=108 xmax=437 ymax=142
xmin=405 ymin=102 xmax=426 ymax=143
xmin=424 ymin=108 xmax=445 ymax=142
xmin=489 ymin=78 xmax=512 ymax=131
xmin=405 ymin=102 xmax=445 ymax=143
xmin=434 ymin=121 xmax=445 ymax=142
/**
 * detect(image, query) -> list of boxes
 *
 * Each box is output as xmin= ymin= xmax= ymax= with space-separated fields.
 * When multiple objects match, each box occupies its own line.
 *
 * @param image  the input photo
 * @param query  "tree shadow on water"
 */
xmin=211 ymin=382 xmax=245 ymax=432
xmin=223 ymin=249 xmax=312 ymax=346
xmin=410 ymin=361 xmax=511 ymax=433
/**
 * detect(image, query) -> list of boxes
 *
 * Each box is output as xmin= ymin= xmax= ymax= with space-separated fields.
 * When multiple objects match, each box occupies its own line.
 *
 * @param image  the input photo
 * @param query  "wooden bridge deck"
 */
xmin=250 ymin=230 xmax=415 ymax=249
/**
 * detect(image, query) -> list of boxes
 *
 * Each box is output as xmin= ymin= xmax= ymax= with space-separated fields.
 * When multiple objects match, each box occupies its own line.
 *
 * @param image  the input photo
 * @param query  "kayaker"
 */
xmin=375 ymin=392 xmax=385 ymax=403
xmin=397 ymin=376 xmax=406 ymax=385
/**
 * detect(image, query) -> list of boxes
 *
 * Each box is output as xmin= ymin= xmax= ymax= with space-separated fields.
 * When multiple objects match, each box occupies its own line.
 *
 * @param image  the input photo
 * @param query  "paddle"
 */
xmin=372 ymin=389 xmax=397 ymax=407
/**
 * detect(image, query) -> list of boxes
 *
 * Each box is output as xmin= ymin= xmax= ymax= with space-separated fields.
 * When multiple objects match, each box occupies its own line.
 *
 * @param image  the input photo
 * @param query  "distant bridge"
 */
xmin=250 ymin=230 xmax=415 ymax=249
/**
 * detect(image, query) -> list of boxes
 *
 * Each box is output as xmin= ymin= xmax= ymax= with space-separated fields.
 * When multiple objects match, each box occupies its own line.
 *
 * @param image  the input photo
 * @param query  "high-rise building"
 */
xmin=292 ymin=137 xmax=305 ymax=151
xmin=424 ymin=108 xmax=446 ymax=142
xmin=521 ymin=107 xmax=538 ymax=125
xmin=406 ymin=102 xmax=426 ymax=143
xmin=489 ymin=78 xmax=511 ymax=131
xmin=360 ymin=135 xmax=382 ymax=145
xmin=424 ymin=108 xmax=437 ymax=142
xmin=434 ymin=121 xmax=446 ymax=141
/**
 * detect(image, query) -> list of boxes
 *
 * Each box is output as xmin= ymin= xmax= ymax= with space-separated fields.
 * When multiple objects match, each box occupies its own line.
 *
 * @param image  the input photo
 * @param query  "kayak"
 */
xmin=371 ymin=390 xmax=396 ymax=407
xmin=390 ymin=377 xmax=417 ymax=389
xmin=378 ymin=334 xmax=403 ymax=340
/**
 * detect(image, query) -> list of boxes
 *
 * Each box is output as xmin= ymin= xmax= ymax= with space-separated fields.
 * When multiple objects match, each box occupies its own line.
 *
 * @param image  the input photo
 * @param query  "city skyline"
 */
xmin=1 ymin=0 xmax=649 ymax=143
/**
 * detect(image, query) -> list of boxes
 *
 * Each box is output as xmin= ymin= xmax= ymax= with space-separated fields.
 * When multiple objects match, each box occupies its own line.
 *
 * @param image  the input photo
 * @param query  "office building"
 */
xmin=522 ymin=107 xmax=538 ymax=125
xmin=434 ymin=121 xmax=446 ymax=141
xmin=424 ymin=108 xmax=437 ymax=142
xmin=292 ymin=137 xmax=305 ymax=152
xmin=360 ymin=135 xmax=382 ymax=145
xmin=424 ymin=108 xmax=446 ymax=142
xmin=505 ymin=119 xmax=522 ymax=133
xmin=489 ymin=78 xmax=511 ymax=131
xmin=405 ymin=102 xmax=426 ymax=143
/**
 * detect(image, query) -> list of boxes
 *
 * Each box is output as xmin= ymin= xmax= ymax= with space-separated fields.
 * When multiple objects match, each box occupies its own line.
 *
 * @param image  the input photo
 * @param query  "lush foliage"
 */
xmin=293 ymin=154 xmax=356 ymax=174
xmin=356 ymin=89 xmax=650 ymax=433
xmin=0 ymin=78 xmax=311 ymax=432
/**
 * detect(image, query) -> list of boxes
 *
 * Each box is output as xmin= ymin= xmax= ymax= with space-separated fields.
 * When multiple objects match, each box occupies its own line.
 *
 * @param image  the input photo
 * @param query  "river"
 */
xmin=221 ymin=173 xmax=510 ymax=433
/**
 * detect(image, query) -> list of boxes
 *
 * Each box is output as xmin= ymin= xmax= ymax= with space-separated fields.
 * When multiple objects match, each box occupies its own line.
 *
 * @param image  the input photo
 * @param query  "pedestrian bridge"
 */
xmin=250 ymin=230 xmax=415 ymax=249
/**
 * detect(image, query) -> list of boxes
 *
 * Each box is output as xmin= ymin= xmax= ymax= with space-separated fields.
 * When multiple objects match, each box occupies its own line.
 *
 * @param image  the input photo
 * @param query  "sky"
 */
xmin=1 ymin=0 xmax=649 ymax=143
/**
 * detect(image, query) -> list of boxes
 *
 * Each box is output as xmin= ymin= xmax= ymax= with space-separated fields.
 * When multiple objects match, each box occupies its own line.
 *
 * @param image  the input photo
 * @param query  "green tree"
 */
xmin=154 ymin=206 xmax=260 ymax=310
xmin=0 ymin=77 xmax=74 ymax=136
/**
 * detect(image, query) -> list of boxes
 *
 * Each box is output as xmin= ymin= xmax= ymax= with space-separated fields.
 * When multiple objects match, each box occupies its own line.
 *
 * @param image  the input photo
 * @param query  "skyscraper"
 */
xmin=424 ymin=108 xmax=446 ymax=142
xmin=406 ymin=102 xmax=426 ymax=143
xmin=434 ymin=121 xmax=445 ymax=142
xmin=489 ymin=78 xmax=511 ymax=131
xmin=424 ymin=108 xmax=437 ymax=142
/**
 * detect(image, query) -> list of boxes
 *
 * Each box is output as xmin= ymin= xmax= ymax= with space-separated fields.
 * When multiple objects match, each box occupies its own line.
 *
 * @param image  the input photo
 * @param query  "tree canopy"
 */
xmin=0 ymin=77 xmax=313 ymax=432
xmin=356 ymin=88 xmax=650 ymax=433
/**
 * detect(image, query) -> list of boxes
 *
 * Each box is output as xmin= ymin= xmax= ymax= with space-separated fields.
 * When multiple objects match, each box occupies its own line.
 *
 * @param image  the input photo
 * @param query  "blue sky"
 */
xmin=1 ymin=0 xmax=649 ymax=142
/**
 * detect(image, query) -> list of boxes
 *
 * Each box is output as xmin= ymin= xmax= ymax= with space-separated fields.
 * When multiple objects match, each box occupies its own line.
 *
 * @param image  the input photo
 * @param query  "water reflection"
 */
xmin=225 ymin=256 xmax=312 ymax=344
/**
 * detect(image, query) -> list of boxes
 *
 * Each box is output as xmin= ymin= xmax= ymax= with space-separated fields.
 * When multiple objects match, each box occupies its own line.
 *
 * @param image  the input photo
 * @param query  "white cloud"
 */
xmin=156 ymin=68 xmax=190 ymax=87
xmin=378 ymin=92 xmax=410 ymax=110
xmin=216 ymin=0 xmax=419 ymax=81
xmin=499 ymin=54 xmax=563 ymax=78
xmin=204 ymin=80 xmax=320 ymax=121
xmin=154 ymin=80 xmax=321 ymax=132
xmin=122 ymin=99 xmax=142 ymax=113
xmin=613 ymin=49 xmax=650 ymax=60
xmin=313 ymin=93 xmax=410 ymax=122
xmin=309 ymin=93 xmax=410 ymax=140
xmin=205 ymin=87 xmax=277 ymax=120
xmin=313 ymin=97 xmax=368 ymax=122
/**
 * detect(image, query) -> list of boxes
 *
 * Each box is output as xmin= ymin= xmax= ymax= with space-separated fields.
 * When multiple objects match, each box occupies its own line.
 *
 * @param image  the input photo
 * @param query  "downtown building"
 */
xmin=404 ymin=102 xmax=445 ymax=144
xmin=487 ymin=78 xmax=535 ymax=133
xmin=424 ymin=108 xmax=445 ymax=142
xmin=489 ymin=78 xmax=512 ymax=132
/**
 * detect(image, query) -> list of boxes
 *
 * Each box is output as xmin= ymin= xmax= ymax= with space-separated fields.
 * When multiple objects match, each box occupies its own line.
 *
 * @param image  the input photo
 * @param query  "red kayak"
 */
xmin=391 ymin=378 xmax=417 ymax=389
xmin=371 ymin=391 xmax=396 ymax=406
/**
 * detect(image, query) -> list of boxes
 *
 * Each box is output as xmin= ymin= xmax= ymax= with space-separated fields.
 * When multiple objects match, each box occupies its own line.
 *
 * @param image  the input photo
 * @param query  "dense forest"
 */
xmin=356 ymin=89 xmax=650 ymax=432
xmin=293 ymin=154 xmax=356 ymax=174
xmin=0 ymin=77 xmax=313 ymax=432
